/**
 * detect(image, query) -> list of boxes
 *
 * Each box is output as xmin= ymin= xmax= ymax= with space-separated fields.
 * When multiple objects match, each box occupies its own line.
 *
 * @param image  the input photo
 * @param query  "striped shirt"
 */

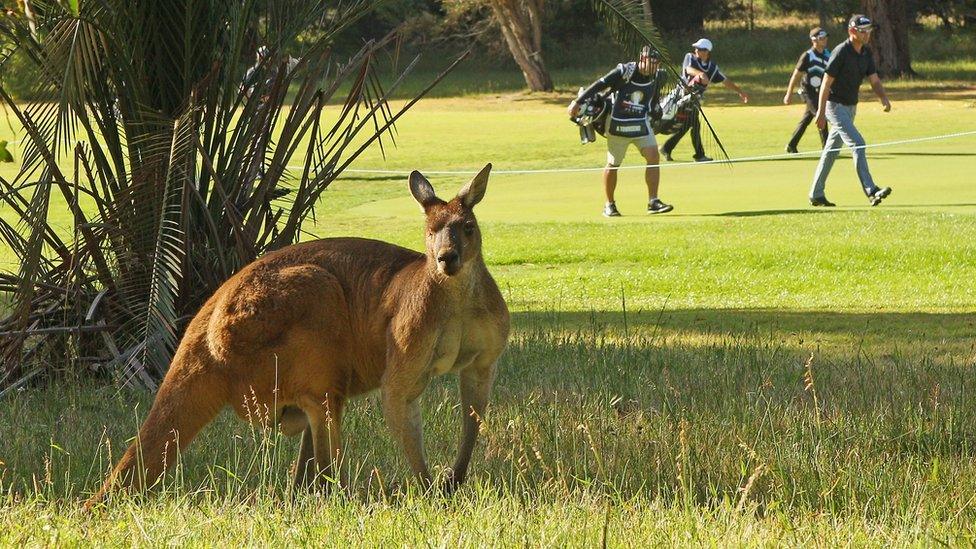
xmin=681 ymin=52 xmax=725 ymax=87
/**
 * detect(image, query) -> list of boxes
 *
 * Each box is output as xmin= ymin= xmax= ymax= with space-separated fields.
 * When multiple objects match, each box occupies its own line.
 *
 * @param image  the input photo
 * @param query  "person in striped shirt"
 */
xmin=569 ymin=46 xmax=673 ymax=216
xmin=661 ymin=38 xmax=749 ymax=163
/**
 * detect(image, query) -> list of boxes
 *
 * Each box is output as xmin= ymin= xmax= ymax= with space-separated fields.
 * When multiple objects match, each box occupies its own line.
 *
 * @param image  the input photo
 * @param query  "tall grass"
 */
xmin=2 ymin=310 xmax=975 ymax=543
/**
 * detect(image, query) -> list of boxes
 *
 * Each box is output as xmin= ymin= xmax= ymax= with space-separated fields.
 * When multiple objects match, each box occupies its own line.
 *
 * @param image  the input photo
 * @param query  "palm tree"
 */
xmin=0 ymin=0 xmax=465 ymax=393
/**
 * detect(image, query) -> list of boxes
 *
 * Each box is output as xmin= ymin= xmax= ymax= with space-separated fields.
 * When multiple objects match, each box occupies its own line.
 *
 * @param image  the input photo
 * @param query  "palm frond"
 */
xmin=590 ymin=0 xmax=672 ymax=74
xmin=0 ymin=0 xmax=468 ymax=391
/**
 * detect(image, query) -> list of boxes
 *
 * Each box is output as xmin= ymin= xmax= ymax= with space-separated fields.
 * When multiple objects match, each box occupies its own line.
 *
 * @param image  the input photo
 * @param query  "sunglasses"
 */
xmin=853 ymin=27 xmax=873 ymax=34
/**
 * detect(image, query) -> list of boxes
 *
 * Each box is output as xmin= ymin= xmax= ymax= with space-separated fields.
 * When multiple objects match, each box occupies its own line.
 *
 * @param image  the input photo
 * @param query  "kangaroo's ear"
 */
xmin=409 ymin=170 xmax=438 ymax=208
xmin=458 ymin=163 xmax=491 ymax=209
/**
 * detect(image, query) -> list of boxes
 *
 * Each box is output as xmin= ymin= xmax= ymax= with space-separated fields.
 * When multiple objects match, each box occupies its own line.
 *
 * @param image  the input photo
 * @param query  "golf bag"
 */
xmin=569 ymin=88 xmax=611 ymax=144
xmin=652 ymin=80 xmax=706 ymax=135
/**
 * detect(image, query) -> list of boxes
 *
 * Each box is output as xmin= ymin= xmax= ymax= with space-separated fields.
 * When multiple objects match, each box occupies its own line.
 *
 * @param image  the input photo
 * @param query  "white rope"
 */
xmin=287 ymin=129 xmax=976 ymax=176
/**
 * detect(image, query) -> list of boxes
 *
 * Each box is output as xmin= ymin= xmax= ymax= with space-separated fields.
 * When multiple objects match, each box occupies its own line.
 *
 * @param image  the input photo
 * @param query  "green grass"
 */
xmin=2 ymin=66 xmax=976 ymax=544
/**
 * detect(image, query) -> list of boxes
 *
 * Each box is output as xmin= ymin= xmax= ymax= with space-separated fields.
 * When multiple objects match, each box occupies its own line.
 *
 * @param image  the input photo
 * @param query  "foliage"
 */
xmin=0 ymin=0 xmax=465 ymax=392
xmin=764 ymin=0 xmax=860 ymax=18
xmin=913 ymin=0 xmax=976 ymax=28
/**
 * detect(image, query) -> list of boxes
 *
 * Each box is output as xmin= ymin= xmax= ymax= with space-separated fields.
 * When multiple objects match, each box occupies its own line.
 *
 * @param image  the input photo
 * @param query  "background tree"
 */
xmin=863 ymin=0 xmax=917 ymax=77
xmin=488 ymin=0 xmax=552 ymax=91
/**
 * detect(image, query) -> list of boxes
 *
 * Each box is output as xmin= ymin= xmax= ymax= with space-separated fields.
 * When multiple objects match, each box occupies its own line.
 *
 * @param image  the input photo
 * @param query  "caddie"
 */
xmin=784 ymin=27 xmax=831 ymax=153
xmin=568 ymin=46 xmax=672 ymax=217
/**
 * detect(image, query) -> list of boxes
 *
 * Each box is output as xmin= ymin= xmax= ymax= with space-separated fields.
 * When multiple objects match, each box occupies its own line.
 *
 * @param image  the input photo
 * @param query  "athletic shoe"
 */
xmin=810 ymin=196 xmax=836 ymax=207
xmin=662 ymin=151 xmax=674 ymax=162
xmin=647 ymin=199 xmax=674 ymax=214
xmin=603 ymin=202 xmax=621 ymax=217
xmin=786 ymin=145 xmax=799 ymax=154
xmin=694 ymin=155 xmax=713 ymax=163
xmin=868 ymin=186 xmax=892 ymax=206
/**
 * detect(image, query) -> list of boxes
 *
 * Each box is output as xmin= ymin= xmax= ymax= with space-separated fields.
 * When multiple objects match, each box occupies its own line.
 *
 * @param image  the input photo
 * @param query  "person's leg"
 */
xmin=603 ymin=136 xmax=627 ymax=215
xmin=809 ymin=102 xmax=845 ymax=200
xmin=640 ymin=139 xmax=672 ymax=214
xmin=788 ymin=97 xmax=815 ymax=152
xmin=605 ymin=136 xmax=628 ymax=204
xmin=662 ymin=124 xmax=688 ymax=158
xmin=787 ymin=112 xmax=813 ymax=152
xmin=690 ymin=111 xmax=707 ymax=159
xmin=835 ymin=105 xmax=877 ymax=196
xmin=603 ymin=164 xmax=618 ymax=203
xmin=641 ymin=145 xmax=660 ymax=200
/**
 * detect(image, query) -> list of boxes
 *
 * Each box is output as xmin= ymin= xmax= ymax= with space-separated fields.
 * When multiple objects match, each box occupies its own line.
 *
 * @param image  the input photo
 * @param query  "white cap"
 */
xmin=691 ymin=38 xmax=713 ymax=51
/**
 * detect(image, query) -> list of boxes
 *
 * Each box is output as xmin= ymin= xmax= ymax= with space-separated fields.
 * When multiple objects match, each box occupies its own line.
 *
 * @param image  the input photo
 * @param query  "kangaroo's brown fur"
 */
xmin=85 ymin=164 xmax=509 ymax=508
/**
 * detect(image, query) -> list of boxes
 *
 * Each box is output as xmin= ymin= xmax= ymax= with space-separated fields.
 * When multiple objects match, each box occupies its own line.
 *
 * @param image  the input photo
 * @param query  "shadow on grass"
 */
xmin=513 ymin=307 xmax=976 ymax=352
xmin=708 ymin=208 xmax=831 ymax=217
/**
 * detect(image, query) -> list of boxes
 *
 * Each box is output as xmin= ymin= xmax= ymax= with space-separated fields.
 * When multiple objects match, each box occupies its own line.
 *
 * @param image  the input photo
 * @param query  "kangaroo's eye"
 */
xmin=464 ymin=222 xmax=476 ymax=235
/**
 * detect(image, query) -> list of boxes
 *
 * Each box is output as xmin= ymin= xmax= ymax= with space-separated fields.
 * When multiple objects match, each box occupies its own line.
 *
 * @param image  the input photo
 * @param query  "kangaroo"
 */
xmin=85 ymin=164 xmax=510 ymax=508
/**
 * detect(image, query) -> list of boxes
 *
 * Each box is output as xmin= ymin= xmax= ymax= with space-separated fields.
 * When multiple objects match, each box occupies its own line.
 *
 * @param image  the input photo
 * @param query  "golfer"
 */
xmin=784 ymin=27 xmax=830 ymax=153
xmin=809 ymin=14 xmax=893 ymax=207
xmin=569 ymin=46 xmax=672 ymax=217
xmin=661 ymin=38 xmax=749 ymax=163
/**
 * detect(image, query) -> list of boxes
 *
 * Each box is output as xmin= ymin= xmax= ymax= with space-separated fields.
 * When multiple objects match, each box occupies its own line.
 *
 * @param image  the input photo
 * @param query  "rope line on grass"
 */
xmin=287 ymin=129 xmax=976 ymax=176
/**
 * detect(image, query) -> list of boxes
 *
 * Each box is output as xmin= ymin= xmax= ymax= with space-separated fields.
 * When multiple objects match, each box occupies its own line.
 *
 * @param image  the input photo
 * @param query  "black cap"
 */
xmin=809 ymin=27 xmax=827 ymax=39
xmin=848 ymin=14 xmax=875 ymax=30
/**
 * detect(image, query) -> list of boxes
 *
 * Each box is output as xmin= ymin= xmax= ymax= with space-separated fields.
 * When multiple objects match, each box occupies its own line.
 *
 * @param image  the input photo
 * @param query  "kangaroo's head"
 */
xmin=409 ymin=163 xmax=491 ymax=278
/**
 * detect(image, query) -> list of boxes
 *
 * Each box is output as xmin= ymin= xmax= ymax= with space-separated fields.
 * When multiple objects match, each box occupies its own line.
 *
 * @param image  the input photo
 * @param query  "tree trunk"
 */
xmin=816 ymin=0 xmax=828 ymax=29
xmin=489 ymin=0 xmax=552 ymax=92
xmin=862 ymin=0 xmax=917 ymax=78
xmin=641 ymin=0 xmax=653 ymax=21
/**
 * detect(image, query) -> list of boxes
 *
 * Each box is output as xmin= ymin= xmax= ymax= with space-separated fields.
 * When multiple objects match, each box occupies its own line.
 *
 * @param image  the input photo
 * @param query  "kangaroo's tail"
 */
xmin=84 ymin=354 xmax=228 ymax=509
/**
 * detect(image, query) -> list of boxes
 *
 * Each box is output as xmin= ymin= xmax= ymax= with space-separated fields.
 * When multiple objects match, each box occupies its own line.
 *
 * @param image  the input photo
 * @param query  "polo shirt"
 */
xmin=825 ymin=39 xmax=877 ymax=105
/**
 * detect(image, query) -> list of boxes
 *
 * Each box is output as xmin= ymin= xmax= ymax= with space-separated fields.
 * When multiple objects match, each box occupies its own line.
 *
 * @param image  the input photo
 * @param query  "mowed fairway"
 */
xmin=2 ymin=92 xmax=976 ymax=544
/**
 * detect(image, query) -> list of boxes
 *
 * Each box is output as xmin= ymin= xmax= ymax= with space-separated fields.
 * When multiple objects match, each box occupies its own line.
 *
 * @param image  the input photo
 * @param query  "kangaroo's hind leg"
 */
xmin=297 ymin=393 xmax=345 ymax=491
xmin=293 ymin=426 xmax=315 ymax=492
xmin=84 ymin=356 xmax=229 ymax=508
xmin=276 ymin=406 xmax=316 ymax=492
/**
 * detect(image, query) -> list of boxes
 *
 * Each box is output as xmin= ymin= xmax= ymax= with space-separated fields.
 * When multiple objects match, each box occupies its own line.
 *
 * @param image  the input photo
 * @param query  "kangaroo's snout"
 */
xmin=437 ymin=250 xmax=461 ymax=276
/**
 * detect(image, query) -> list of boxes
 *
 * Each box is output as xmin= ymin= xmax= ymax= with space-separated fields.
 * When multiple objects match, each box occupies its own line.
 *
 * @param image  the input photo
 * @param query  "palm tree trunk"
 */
xmin=489 ymin=0 xmax=553 ymax=92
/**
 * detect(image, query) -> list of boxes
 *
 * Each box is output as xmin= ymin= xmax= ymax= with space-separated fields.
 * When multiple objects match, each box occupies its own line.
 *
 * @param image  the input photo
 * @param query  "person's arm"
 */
xmin=783 ymin=69 xmax=803 ymax=104
xmin=684 ymin=65 xmax=708 ymax=84
xmin=568 ymin=66 xmax=623 ymax=117
xmin=721 ymin=79 xmax=749 ymax=103
xmin=864 ymin=53 xmax=890 ymax=112
xmin=815 ymin=73 xmax=834 ymax=129
xmin=679 ymin=53 xmax=709 ymax=84
xmin=868 ymin=73 xmax=891 ymax=112
xmin=784 ymin=52 xmax=808 ymax=105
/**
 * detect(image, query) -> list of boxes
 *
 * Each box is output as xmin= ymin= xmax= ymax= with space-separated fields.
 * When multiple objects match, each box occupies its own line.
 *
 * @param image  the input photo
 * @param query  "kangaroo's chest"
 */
xmin=428 ymin=314 xmax=498 ymax=376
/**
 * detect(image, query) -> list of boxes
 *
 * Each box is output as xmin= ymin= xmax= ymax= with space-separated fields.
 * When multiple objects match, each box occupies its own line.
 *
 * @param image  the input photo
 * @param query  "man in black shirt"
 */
xmin=661 ymin=38 xmax=749 ymax=163
xmin=783 ymin=27 xmax=830 ymax=153
xmin=809 ymin=15 xmax=893 ymax=207
xmin=569 ymin=46 xmax=673 ymax=216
